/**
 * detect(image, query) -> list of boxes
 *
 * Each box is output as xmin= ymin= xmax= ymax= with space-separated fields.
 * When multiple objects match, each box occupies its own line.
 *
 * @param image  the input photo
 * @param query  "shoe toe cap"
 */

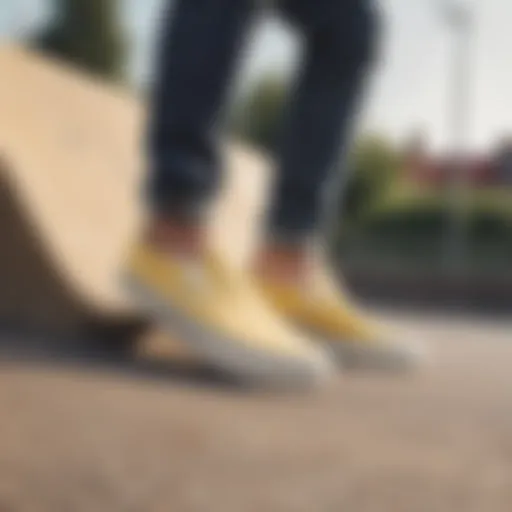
xmin=252 ymin=345 xmax=335 ymax=390
xmin=331 ymin=331 xmax=430 ymax=372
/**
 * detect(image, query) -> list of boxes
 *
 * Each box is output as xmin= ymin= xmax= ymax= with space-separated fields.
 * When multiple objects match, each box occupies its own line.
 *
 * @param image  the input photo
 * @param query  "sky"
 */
xmin=1 ymin=0 xmax=511 ymax=152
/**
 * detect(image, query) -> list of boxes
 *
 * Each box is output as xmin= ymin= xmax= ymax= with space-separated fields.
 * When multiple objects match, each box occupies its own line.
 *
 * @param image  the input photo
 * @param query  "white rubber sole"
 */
xmin=121 ymin=274 xmax=333 ymax=390
xmin=322 ymin=335 xmax=428 ymax=373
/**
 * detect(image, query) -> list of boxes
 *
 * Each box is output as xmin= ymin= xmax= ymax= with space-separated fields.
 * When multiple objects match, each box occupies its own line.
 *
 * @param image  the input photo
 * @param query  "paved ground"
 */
xmin=1 ymin=312 xmax=512 ymax=512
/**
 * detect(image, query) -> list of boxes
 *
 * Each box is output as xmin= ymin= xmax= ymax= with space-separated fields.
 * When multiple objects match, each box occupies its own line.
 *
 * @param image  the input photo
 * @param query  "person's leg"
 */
xmin=147 ymin=0 xmax=256 ymax=236
xmin=267 ymin=0 xmax=380 ymax=248
xmin=256 ymin=1 xmax=425 ymax=370
xmin=125 ymin=0 xmax=332 ymax=387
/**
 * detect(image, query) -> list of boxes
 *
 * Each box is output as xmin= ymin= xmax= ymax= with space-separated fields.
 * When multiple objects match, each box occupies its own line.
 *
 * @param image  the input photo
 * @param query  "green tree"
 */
xmin=232 ymin=74 xmax=287 ymax=153
xmin=340 ymin=134 xmax=401 ymax=224
xmin=34 ymin=0 xmax=127 ymax=81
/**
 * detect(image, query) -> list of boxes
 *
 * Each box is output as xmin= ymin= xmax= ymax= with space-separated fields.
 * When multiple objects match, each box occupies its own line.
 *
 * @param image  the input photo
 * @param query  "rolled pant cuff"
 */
xmin=263 ymin=226 xmax=316 ymax=250
xmin=148 ymin=195 xmax=211 ymax=225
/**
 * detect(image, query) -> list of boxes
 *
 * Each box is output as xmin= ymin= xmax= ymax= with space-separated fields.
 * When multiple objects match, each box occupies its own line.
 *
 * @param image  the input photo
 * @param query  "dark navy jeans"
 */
xmin=147 ymin=0 xmax=380 ymax=243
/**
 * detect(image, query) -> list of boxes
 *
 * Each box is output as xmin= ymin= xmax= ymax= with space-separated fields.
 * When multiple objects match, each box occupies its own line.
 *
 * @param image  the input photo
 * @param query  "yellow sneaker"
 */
xmin=257 ymin=256 xmax=427 ymax=372
xmin=121 ymin=241 xmax=333 ymax=388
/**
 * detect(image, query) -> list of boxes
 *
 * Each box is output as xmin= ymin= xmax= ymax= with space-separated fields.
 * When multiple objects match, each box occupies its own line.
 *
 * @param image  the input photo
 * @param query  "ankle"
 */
xmin=254 ymin=243 xmax=312 ymax=285
xmin=146 ymin=216 xmax=206 ymax=257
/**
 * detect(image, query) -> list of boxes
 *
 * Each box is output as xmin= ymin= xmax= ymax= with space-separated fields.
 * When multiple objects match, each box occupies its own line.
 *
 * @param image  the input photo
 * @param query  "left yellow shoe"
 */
xmin=121 ymin=239 xmax=333 ymax=388
xmin=257 ymin=257 xmax=427 ymax=372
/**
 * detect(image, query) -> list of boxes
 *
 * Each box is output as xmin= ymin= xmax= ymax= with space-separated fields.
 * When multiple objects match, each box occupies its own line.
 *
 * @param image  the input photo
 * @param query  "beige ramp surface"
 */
xmin=0 ymin=46 xmax=270 ymax=336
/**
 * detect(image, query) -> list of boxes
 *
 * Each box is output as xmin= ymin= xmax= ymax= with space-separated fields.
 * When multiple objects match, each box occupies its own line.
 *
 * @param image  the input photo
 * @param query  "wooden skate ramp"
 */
xmin=0 ymin=46 xmax=270 ymax=338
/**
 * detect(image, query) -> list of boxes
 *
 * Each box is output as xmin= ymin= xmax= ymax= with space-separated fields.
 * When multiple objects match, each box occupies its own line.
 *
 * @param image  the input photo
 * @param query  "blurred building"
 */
xmin=403 ymin=135 xmax=512 ymax=188
xmin=494 ymin=137 xmax=512 ymax=185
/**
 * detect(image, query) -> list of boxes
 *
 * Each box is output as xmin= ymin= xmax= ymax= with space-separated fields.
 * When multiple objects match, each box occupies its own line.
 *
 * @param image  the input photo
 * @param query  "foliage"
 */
xmin=231 ymin=74 xmax=287 ymax=153
xmin=34 ymin=0 xmax=127 ymax=81
xmin=339 ymin=134 xmax=402 ymax=225
xmin=337 ymin=190 xmax=512 ymax=269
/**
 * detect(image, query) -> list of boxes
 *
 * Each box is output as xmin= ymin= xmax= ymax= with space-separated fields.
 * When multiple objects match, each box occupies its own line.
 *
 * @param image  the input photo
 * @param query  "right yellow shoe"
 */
xmin=121 ymin=240 xmax=333 ymax=389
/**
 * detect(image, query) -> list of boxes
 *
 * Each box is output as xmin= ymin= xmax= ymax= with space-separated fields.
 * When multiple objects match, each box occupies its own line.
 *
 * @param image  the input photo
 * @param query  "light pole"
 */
xmin=440 ymin=0 xmax=474 ymax=271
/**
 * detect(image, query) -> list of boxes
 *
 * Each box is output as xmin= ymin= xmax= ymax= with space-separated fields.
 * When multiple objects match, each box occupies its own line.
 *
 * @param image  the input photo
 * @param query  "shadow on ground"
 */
xmin=0 ymin=326 xmax=243 ymax=393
